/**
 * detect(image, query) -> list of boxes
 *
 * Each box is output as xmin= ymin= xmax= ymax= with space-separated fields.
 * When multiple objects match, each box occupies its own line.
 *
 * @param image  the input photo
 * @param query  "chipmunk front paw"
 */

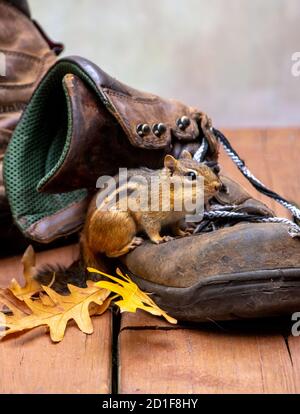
xmin=151 ymin=235 xmax=175 ymax=244
xmin=156 ymin=235 xmax=174 ymax=244
xmin=177 ymin=228 xmax=194 ymax=237
xmin=172 ymin=222 xmax=194 ymax=238
xmin=129 ymin=237 xmax=144 ymax=249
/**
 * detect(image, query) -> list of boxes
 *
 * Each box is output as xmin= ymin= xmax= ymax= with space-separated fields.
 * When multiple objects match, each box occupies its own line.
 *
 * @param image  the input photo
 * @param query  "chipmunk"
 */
xmin=36 ymin=151 xmax=222 ymax=292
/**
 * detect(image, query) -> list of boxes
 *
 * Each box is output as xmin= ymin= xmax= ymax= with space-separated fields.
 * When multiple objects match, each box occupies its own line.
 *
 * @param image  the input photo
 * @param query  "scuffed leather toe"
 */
xmin=123 ymin=223 xmax=300 ymax=322
xmin=216 ymin=175 xmax=274 ymax=216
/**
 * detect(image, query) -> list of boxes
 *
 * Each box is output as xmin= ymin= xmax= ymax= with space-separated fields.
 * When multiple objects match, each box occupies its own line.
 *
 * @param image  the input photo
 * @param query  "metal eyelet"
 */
xmin=137 ymin=124 xmax=151 ymax=137
xmin=176 ymin=116 xmax=191 ymax=131
xmin=152 ymin=123 xmax=167 ymax=137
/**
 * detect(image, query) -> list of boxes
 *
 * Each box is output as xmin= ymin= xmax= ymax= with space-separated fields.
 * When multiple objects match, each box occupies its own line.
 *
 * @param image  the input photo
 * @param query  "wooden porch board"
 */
xmin=220 ymin=127 xmax=300 ymax=218
xmin=119 ymin=328 xmax=295 ymax=394
xmin=0 ymin=246 xmax=112 ymax=394
xmin=287 ymin=336 xmax=300 ymax=393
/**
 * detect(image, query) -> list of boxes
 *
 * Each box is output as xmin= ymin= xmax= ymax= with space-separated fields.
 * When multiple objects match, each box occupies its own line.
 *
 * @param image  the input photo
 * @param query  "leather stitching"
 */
xmin=0 ymin=49 xmax=41 ymax=63
xmin=105 ymin=88 xmax=159 ymax=104
xmin=0 ymin=103 xmax=27 ymax=113
xmin=0 ymin=50 xmax=53 ymax=90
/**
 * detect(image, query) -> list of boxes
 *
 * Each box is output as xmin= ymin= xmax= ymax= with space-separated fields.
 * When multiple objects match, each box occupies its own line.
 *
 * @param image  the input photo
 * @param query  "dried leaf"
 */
xmin=89 ymin=267 xmax=177 ymax=325
xmin=0 ymin=246 xmax=176 ymax=343
xmin=0 ymin=283 xmax=111 ymax=342
xmin=9 ymin=246 xmax=41 ymax=300
xmin=0 ymin=288 xmax=30 ymax=317
xmin=39 ymin=292 xmax=56 ymax=307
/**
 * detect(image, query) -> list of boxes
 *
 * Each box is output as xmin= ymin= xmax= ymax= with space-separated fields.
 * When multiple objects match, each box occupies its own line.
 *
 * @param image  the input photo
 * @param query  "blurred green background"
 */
xmin=31 ymin=0 xmax=300 ymax=128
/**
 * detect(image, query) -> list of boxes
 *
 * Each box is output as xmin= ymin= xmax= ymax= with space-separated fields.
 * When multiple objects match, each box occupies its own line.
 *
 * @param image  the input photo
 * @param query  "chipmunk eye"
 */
xmin=186 ymin=171 xmax=197 ymax=180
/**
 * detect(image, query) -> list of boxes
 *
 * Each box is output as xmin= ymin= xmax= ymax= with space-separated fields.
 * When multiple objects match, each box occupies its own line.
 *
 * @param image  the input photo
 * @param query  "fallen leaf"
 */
xmin=9 ymin=246 xmax=41 ymax=300
xmin=0 ymin=288 xmax=30 ymax=318
xmin=0 ymin=282 xmax=111 ymax=342
xmin=0 ymin=246 xmax=176 ymax=343
xmin=89 ymin=267 xmax=177 ymax=325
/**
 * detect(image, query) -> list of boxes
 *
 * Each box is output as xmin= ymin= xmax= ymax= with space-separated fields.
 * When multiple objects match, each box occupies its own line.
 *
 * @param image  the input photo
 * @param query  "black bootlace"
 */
xmin=193 ymin=128 xmax=300 ymax=237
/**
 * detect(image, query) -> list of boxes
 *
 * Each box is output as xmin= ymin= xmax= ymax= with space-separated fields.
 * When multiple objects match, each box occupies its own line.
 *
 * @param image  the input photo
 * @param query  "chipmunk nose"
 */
xmin=213 ymin=181 xmax=222 ymax=192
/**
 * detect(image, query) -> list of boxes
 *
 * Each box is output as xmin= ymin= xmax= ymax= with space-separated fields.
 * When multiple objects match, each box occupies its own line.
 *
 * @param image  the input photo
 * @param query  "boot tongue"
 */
xmin=37 ymin=73 xmax=119 ymax=193
xmin=214 ymin=175 xmax=274 ymax=217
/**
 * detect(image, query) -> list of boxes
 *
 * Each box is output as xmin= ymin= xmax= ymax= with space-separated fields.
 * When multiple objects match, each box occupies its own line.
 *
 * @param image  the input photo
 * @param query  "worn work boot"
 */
xmin=122 ymin=131 xmax=300 ymax=321
xmin=123 ymin=178 xmax=300 ymax=321
xmin=4 ymin=54 xmax=300 ymax=322
xmin=0 ymin=0 xmax=63 ymax=255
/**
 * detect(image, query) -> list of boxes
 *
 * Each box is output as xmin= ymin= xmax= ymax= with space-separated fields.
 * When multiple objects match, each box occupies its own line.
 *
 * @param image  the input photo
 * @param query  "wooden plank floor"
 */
xmin=0 ymin=245 xmax=112 ymax=394
xmin=118 ymin=128 xmax=300 ymax=394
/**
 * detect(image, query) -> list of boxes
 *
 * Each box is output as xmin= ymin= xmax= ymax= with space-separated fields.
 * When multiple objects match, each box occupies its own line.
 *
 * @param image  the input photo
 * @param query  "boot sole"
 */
xmin=127 ymin=267 xmax=300 ymax=322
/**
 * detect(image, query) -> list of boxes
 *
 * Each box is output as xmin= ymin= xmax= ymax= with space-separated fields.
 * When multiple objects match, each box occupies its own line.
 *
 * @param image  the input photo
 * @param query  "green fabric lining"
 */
xmin=3 ymin=62 xmax=103 ymax=235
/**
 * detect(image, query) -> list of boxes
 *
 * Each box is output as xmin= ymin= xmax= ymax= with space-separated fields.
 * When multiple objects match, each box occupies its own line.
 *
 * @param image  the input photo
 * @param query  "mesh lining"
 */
xmin=3 ymin=62 xmax=102 ymax=235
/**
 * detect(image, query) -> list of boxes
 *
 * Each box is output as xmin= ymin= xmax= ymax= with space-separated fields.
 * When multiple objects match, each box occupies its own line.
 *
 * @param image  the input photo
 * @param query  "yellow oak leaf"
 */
xmin=9 ymin=246 xmax=41 ymax=300
xmin=89 ymin=267 xmax=177 ymax=325
xmin=0 ymin=282 xmax=111 ymax=342
xmin=0 ymin=288 xmax=30 ymax=318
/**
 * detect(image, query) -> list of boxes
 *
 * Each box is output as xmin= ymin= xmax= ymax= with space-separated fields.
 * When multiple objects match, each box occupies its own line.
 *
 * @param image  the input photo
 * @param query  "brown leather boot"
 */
xmin=123 ymin=176 xmax=300 ymax=321
xmin=0 ymin=0 xmax=62 ymax=255
xmin=5 ymin=54 xmax=300 ymax=321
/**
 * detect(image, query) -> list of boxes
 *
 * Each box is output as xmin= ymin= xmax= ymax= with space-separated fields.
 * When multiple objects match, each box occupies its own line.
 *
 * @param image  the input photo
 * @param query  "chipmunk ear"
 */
xmin=180 ymin=150 xmax=192 ymax=160
xmin=164 ymin=155 xmax=178 ymax=172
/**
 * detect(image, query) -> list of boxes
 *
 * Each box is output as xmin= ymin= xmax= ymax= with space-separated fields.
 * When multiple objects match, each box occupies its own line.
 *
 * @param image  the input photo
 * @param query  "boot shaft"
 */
xmin=0 ymin=0 xmax=62 ymax=255
xmin=0 ymin=0 xmax=60 ymax=138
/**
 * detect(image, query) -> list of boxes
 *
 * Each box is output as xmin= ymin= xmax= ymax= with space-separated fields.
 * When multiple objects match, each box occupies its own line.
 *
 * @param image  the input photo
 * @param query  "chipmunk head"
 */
xmin=164 ymin=150 xmax=222 ymax=203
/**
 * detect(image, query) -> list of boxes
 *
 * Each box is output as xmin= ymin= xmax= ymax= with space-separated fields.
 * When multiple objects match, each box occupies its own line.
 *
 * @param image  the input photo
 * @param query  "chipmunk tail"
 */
xmin=35 ymin=260 xmax=87 ymax=295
